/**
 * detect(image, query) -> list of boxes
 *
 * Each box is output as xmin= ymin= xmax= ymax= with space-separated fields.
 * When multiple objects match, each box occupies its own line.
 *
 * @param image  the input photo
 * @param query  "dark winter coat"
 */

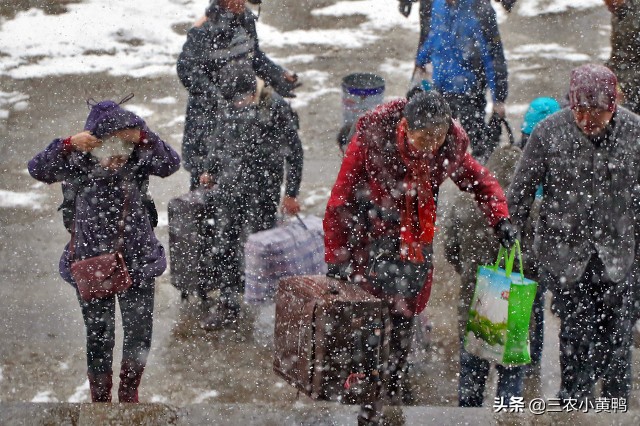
xmin=507 ymin=107 xmax=640 ymax=287
xmin=177 ymin=4 xmax=286 ymax=178
xmin=324 ymin=99 xmax=510 ymax=314
xmin=415 ymin=0 xmax=508 ymax=102
xmin=203 ymin=87 xmax=303 ymax=199
xmin=607 ymin=0 xmax=640 ymax=113
xmin=28 ymin=128 xmax=180 ymax=286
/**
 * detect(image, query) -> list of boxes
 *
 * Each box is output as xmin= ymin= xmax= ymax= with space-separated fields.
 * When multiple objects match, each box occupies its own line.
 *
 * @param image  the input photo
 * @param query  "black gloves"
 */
xmin=271 ymin=73 xmax=302 ymax=98
xmin=327 ymin=263 xmax=350 ymax=281
xmin=498 ymin=0 xmax=517 ymax=12
xmin=398 ymin=0 xmax=416 ymax=17
xmin=494 ymin=218 xmax=517 ymax=249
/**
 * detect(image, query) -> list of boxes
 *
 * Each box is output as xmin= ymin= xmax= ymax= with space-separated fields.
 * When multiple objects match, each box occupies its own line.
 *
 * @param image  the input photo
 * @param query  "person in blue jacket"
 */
xmin=415 ymin=0 xmax=509 ymax=163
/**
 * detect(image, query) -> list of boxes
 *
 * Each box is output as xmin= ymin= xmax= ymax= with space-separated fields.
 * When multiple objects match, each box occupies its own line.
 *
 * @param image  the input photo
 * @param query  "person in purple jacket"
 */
xmin=28 ymin=98 xmax=180 ymax=403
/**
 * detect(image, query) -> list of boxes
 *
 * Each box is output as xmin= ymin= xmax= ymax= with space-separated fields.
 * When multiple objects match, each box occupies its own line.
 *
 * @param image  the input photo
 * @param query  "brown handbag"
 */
xmin=70 ymin=195 xmax=133 ymax=302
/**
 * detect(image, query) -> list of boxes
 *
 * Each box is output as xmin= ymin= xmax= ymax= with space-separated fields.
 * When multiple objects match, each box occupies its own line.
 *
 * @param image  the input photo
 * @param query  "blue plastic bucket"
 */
xmin=341 ymin=73 xmax=385 ymax=124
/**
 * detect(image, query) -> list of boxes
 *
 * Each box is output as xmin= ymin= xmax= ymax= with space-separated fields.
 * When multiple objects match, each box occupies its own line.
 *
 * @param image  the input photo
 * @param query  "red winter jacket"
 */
xmin=324 ymin=99 xmax=509 ymax=314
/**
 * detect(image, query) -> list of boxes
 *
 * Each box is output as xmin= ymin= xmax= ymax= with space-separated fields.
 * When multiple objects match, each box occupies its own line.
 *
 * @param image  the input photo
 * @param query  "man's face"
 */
xmin=404 ymin=119 xmax=449 ymax=153
xmin=572 ymin=106 xmax=614 ymax=137
xmin=219 ymin=0 xmax=246 ymax=14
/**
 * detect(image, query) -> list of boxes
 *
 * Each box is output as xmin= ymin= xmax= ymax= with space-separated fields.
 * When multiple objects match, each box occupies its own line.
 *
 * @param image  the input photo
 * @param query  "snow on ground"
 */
xmin=303 ymin=188 xmax=331 ymax=208
xmin=288 ymin=70 xmax=340 ymax=110
xmin=0 ymin=0 xmax=420 ymax=79
xmin=509 ymin=103 xmax=532 ymax=115
xmin=67 ymin=380 xmax=89 ymax=403
xmin=152 ymin=96 xmax=178 ymax=105
xmin=0 ymin=0 xmax=200 ymax=79
xmin=0 ymin=190 xmax=45 ymax=210
xmin=125 ymin=104 xmax=154 ymax=118
xmin=518 ymin=0 xmax=603 ymax=17
xmin=31 ymin=390 xmax=58 ymax=402
xmin=160 ymin=115 xmax=186 ymax=128
xmin=0 ymin=91 xmax=29 ymax=121
xmin=156 ymin=211 xmax=169 ymax=228
xmin=0 ymin=0 xmax=606 ymax=80
xmin=379 ymin=58 xmax=414 ymax=77
xmin=270 ymin=54 xmax=316 ymax=66
xmin=193 ymin=390 xmax=219 ymax=403
xmin=151 ymin=394 xmax=169 ymax=403
xmin=507 ymin=43 xmax=591 ymax=62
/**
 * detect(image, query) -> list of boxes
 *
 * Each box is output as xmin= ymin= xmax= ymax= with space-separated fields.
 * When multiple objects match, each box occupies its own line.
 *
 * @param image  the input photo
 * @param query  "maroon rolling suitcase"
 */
xmin=168 ymin=190 xmax=207 ymax=298
xmin=273 ymin=275 xmax=389 ymax=404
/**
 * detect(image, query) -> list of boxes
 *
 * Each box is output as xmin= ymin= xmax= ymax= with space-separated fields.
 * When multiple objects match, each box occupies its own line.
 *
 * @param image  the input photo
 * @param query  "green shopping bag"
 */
xmin=464 ymin=241 xmax=537 ymax=366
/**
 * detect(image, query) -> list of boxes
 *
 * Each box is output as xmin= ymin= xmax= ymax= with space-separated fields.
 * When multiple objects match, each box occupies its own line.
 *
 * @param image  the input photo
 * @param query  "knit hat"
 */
xmin=569 ymin=64 xmax=617 ymax=112
xmin=84 ymin=97 xmax=145 ymax=139
xmin=521 ymin=97 xmax=561 ymax=135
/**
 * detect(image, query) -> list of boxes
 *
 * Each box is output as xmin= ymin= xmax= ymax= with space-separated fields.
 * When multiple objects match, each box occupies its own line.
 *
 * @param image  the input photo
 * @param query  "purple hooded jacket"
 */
xmin=28 ymin=101 xmax=181 ymax=286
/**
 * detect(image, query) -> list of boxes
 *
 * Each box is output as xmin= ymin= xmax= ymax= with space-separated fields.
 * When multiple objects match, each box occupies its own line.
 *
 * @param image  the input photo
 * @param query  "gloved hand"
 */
xmin=497 ymin=0 xmax=517 ymax=12
xmin=327 ymin=263 xmax=350 ymax=281
xmin=272 ymin=71 xmax=302 ymax=98
xmin=398 ymin=0 xmax=415 ymax=17
xmin=494 ymin=218 xmax=517 ymax=249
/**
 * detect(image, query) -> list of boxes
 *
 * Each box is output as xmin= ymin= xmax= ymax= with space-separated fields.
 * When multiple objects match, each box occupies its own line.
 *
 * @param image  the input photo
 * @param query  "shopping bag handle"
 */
xmin=492 ymin=240 xmax=525 ymax=281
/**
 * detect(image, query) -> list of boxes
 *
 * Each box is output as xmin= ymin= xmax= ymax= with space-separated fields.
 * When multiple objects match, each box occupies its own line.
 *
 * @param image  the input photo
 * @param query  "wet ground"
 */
xmin=0 ymin=0 xmax=639 ymax=418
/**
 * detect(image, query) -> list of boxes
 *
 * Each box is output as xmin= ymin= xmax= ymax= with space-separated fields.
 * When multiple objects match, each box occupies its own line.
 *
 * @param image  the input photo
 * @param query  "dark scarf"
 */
xmin=396 ymin=122 xmax=437 ymax=263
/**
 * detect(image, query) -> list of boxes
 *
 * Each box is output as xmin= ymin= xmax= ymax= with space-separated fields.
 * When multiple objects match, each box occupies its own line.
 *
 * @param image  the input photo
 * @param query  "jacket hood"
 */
xmin=84 ymin=100 xmax=145 ymax=139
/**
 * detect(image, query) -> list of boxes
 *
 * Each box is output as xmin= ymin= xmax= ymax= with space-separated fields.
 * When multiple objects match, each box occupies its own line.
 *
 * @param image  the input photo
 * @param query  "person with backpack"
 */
xmin=198 ymin=63 xmax=303 ymax=330
xmin=27 ymin=99 xmax=180 ymax=403
xmin=177 ymin=0 xmax=298 ymax=190
xmin=414 ymin=0 xmax=509 ymax=163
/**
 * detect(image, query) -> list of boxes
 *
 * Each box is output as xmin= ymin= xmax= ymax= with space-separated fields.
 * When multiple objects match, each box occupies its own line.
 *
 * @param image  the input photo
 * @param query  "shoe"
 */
xmin=200 ymin=302 xmax=240 ymax=331
xmin=118 ymin=360 xmax=145 ymax=403
xmin=524 ymin=362 xmax=541 ymax=379
xmin=88 ymin=371 xmax=112 ymax=403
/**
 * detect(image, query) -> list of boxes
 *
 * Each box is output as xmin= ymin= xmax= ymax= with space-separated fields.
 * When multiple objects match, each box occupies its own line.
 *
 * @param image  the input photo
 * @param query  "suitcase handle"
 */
xmin=326 ymin=285 xmax=340 ymax=295
xmin=294 ymin=214 xmax=308 ymax=230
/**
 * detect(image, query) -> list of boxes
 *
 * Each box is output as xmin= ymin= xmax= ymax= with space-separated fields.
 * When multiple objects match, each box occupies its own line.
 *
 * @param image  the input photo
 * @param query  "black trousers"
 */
xmin=550 ymin=257 xmax=634 ymax=399
xmin=77 ymin=282 xmax=155 ymax=375
xmin=201 ymin=181 xmax=280 ymax=303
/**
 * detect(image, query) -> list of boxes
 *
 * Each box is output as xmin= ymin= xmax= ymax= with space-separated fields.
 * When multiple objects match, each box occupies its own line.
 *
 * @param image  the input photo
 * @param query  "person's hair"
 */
xmin=403 ymin=91 xmax=451 ymax=130
xmin=218 ymin=62 xmax=257 ymax=101
xmin=337 ymin=122 xmax=354 ymax=153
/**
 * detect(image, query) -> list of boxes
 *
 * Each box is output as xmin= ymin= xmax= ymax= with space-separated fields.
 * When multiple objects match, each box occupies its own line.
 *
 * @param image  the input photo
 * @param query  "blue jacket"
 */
xmin=416 ymin=0 xmax=508 ymax=102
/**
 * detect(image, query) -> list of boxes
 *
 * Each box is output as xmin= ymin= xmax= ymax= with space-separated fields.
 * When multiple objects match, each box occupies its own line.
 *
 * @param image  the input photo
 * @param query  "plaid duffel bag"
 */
xmin=244 ymin=215 xmax=327 ymax=304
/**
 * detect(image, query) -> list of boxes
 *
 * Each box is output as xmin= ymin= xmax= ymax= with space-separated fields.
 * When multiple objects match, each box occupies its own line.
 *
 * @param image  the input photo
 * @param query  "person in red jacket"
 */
xmin=324 ymin=91 xmax=515 ymax=411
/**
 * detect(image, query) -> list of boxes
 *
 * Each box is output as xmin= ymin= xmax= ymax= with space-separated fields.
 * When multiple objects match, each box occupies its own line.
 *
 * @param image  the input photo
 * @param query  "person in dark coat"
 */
xmin=198 ymin=63 xmax=304 ymax=330
xmin=177 ymin=0 xmax=298 ymax=190
xmin=28 ymin=100 xmax=180 ymax=403
xmin=415 ymin=0 xmax=509 ymax=163
xmin=324 ymin=91 xmax=515 ymax=422
xmin=508 ymin=64 xmax=640 ymax=399
xmin=605 ymin=0 xmax=640 ymax=114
